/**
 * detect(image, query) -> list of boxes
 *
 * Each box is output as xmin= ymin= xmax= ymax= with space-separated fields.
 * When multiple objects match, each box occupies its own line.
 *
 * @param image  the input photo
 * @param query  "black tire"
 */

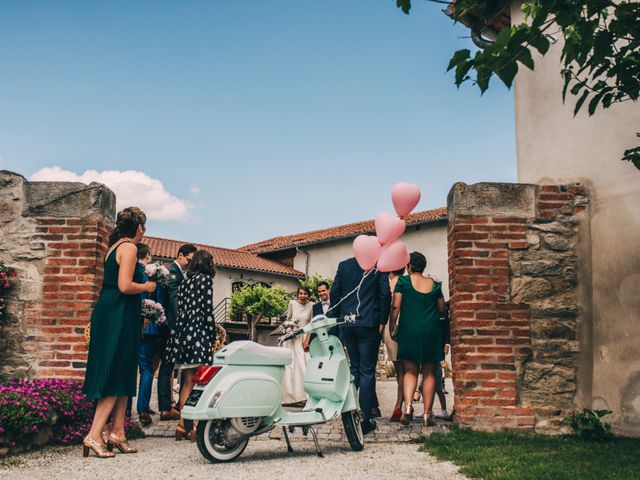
xmin=196 ymin=419 xmax=249 ymax=463
xmin=342 ymin=410 xmax=364 ymax=451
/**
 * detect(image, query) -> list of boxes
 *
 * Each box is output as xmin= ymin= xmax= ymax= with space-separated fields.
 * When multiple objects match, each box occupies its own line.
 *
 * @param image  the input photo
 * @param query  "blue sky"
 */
xmin=0 ymin=1 xmax=516 ymax=248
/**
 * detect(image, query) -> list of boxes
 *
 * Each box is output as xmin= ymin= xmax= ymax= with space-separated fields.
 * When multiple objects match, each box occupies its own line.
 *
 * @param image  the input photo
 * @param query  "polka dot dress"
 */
xmin=166 ymin=273 xmax=216 ymax=367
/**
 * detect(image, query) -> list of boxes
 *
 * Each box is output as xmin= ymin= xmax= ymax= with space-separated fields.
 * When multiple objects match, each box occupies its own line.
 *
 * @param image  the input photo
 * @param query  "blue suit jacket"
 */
xmin=329 ymin=257 xmax=391 ymax=329
xmin=312 ymin=301 xmax=325 ymax=317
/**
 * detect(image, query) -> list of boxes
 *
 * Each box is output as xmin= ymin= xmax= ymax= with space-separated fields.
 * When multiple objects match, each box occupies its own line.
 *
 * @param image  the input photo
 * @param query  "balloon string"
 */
xmin=326 ymin=268 xmax=377 ymax=321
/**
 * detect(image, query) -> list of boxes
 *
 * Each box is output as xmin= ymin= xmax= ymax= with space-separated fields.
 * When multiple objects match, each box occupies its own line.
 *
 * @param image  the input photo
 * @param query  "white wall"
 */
xmin=292 ymin=220 xmax=450 ymax=298
xmin=212 ymin=268 xmax=300 ymax=309
xmin=512 ymin=5 xmax=640 ymax=435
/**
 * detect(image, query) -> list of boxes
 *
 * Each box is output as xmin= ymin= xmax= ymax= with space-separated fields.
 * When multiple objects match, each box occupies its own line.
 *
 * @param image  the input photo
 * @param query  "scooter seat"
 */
xmin=215 ymin=340 xmax=292 ymax=366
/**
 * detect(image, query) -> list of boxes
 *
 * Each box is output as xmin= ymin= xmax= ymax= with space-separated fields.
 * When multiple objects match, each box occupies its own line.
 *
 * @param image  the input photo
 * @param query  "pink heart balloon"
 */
xmin=377 ymin=240 xmax=410 ymax=273
xmin=391 ymin=183 xmax=421 ymax=217
xmin=353 ymin=235 xmax=382 ymax=271
xmin=375 ymin=212 xmax=398 ymax=245
xmin=393 ymin=218 xmax=406 ymax=240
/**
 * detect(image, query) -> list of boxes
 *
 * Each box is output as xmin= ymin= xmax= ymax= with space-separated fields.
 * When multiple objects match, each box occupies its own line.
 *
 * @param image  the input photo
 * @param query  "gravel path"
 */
xmin=0 ymin=436 xmax=467 ymax=480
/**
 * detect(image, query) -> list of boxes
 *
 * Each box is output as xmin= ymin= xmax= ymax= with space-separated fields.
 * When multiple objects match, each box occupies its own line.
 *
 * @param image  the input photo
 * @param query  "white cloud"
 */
xmin=190 ymin=185 xmax=200 ymax=195
xmin=30 ymin=166 xmax=193 ymax=222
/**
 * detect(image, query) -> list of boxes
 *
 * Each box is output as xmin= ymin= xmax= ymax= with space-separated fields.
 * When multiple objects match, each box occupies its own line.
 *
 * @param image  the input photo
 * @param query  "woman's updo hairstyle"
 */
xmin=297 ymin=286 xmax=311 ymax=297
xmin=108 ymin=207 xmax=147 ymax=246
xmin=408 ymin=251 xmax=427 ymax=274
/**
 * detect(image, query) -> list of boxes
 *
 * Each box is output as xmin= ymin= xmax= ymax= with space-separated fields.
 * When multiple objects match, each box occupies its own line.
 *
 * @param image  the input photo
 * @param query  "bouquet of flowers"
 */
xmin=144 ymin=262 xmax=171 ymax=286
xmin=142 ymin=299 xmax=166 ymax=325
xmin=281 ymin=318 xmax=300 ymax=335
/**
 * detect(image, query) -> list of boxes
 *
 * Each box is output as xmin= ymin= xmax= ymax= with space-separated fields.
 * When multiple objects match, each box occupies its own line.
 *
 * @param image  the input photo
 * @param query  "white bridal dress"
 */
xmin=280 ymin=299 xmax=312 ymax=404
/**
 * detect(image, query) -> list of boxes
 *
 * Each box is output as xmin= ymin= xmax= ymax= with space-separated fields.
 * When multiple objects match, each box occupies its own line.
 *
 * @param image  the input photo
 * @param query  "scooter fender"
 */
xmin=183 ymin=369 xmax=283 ymax=420
xmin=342 ymin=381 xmax=359 ymax=413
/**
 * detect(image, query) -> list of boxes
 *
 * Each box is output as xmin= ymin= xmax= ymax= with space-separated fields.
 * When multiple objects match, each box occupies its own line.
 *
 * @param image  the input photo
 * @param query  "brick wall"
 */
xmin=0 ymin=171 xmax=115 ymax=380
xmin=25 ymin=218 xmax=112 ymax=378
xmin=447 ymin=182 xmax=589 ymax=432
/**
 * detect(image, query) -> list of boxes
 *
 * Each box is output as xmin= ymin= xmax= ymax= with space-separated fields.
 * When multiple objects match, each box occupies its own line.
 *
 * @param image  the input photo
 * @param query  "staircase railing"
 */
xmin=213 ymin=297 xmax=230 ymax=324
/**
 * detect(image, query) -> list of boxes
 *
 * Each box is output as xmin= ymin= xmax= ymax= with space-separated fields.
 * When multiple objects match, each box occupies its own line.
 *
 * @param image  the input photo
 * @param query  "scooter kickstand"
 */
xmin=282 ymin=426 xmax=294 ymax=453
xmin=308 ymin=427 xmax=324 ymax=458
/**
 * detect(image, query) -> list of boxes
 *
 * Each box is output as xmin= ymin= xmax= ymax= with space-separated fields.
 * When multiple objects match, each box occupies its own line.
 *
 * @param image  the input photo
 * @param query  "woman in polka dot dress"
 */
xmin=166 ymin=249 xmax=216 ymax=439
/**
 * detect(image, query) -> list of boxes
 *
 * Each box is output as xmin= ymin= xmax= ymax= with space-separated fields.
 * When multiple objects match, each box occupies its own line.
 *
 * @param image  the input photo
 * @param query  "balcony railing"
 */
xmin=213 ymin=297 xmax=284 ymax=326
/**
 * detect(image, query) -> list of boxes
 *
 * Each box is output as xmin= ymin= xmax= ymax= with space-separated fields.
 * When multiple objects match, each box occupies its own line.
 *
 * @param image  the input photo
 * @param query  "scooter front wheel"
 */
xmin=342 ymin=410 xmax=364 ymax=451
xmin=196 ymin=419 xmax=249 ymax=463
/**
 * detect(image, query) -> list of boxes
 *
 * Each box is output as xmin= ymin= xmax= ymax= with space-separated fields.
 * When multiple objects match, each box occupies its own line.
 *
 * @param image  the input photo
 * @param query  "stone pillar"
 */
xmin=447 ymin=182 xmax=589 ymax=433
xmin=0 ymin=171 xmax=115 ymax=380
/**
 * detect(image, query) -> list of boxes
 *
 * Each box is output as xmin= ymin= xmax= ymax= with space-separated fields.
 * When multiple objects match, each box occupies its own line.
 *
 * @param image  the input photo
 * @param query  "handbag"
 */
xmin=390 ymin=319 xmax=399 ymax=342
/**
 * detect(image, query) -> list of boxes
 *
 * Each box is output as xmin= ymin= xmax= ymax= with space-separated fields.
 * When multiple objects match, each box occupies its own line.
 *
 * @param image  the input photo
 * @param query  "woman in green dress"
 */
xmin=82 ymin=207 xmax=156 ymax=458
xmin=389 ymin=251 xmax=445 ymax=427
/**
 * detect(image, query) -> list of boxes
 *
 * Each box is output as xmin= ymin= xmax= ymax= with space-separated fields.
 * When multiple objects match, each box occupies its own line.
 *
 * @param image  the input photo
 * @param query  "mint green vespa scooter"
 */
xmin=181 ymin=314 xmax=364 ymax=463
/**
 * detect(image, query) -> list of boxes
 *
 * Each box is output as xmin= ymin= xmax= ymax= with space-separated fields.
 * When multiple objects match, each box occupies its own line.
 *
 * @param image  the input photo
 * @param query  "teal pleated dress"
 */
xmin=395 ymin=275 xmax=444 ymax=364
xmin=83 ymin=241 xmax=142 ymax=400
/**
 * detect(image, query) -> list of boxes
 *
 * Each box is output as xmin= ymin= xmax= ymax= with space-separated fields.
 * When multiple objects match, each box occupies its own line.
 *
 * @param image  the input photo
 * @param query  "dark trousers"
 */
xmin=157 ymin=330 xmax=173 ymax=412
xmin=340 ymin=326 xmax=381 ymax=422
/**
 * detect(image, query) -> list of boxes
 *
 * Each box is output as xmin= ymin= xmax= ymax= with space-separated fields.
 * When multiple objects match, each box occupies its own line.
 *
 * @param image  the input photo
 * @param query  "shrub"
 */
xmin=230 ymin=283 xmax=290 ymax=340
xmin=0 ymin=379 xmax=144 ymax=452
xmin=565 ymin=408 xmax=613 ymax=441
xmin=230 ymin=283 xmax=290 ymax=320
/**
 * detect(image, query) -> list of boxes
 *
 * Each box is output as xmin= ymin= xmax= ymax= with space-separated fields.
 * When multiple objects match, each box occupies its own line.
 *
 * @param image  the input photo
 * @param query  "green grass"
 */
xmin=421 ymin=428 xmax=640 ymax=480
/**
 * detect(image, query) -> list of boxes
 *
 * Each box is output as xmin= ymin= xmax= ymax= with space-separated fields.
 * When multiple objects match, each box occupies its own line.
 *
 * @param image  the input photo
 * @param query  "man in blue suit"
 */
xmin=329 ymin=257 xmax=390 ymax=434
xmin=312 ymin=281 xmax=331 ymax=317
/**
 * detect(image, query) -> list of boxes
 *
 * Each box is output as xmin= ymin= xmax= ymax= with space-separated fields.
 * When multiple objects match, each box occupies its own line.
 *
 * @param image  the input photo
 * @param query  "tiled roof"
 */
xmin=239 ymin=207 xmax=447 ymax=254
xmin=143 ymin=236 xmax=304 ymax=277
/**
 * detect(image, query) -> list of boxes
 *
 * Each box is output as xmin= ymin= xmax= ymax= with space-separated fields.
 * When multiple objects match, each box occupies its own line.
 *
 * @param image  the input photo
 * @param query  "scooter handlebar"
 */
xmin=278 ymin=314 xmax=360 ymax=345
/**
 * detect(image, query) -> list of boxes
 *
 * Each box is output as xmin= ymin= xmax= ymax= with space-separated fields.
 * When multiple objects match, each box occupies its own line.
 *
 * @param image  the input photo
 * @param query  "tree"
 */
xmin=230 ymin=283 xmax=290 ymax=341
xmin=396 ymin=0 xmax=640 ymax=169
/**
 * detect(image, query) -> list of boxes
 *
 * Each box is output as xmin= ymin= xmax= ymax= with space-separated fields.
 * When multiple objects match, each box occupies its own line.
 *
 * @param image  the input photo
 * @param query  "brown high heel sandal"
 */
xmin=175 ymin=424 xmax=195 ymax=442
xmin=83 ymin=436 xmax=115 ymax=458
xmin=423 ymin=414 xmax=436 ymax=427
xmin=106 ymin=433 xmax=138 ymax=453
xmin=400 ymin=403 xmax=414 ymax=425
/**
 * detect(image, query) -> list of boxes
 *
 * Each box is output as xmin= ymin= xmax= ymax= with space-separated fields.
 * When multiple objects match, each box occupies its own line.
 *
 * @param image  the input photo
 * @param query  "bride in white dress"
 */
xmin=281 ymin=286 xmax=313 ymax=405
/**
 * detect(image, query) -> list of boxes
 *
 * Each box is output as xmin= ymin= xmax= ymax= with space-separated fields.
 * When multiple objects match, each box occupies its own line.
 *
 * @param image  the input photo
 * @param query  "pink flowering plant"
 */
xmin=142 ymin=298 xmax=166 ymax=325
xmin=0 ymin=379 xmax=144 ymax=452
xmin=144 ymin=262 xmax=171 ymax=286
xmin=0 ymin=260 xmax=17 ymax=319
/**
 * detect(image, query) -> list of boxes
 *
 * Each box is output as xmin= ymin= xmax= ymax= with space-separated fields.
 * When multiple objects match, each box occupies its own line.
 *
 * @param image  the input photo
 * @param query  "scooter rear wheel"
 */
xmin=342 ymin=410 xmax=364 ymax=451
xmin=196 ymin=419 xmax=249 ymax=463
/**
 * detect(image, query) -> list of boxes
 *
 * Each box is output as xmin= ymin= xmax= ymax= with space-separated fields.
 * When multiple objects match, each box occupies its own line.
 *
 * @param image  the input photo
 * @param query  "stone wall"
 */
xmin=447 ymin=182 xmax=590 ymax=433
xmin=0 ymin=171 xmax=115 ymax=380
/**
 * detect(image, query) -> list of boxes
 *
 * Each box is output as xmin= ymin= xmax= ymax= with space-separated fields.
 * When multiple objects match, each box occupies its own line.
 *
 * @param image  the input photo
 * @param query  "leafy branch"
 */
xmin=397 ymin=0 xmax=640 ymax=170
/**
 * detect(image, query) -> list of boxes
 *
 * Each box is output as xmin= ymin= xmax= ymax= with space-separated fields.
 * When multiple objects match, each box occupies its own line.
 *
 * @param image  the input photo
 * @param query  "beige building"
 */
xmin=454 ymin=4 xmax=640 ymax=434
xmin=240 ymin=207 xmax=449 ymax=297
xmin=143 ymin=236 xmax=304 ymax=321
xmin=511 ymin=5 xmax=640 ymax=436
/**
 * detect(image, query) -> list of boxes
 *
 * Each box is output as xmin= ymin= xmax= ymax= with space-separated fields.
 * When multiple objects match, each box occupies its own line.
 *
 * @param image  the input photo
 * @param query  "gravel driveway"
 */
xmin=1 ymin=436 xmax=467 ymax=480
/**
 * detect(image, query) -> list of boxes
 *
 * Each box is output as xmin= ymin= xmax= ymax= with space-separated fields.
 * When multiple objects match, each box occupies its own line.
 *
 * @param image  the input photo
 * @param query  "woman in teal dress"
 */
xmin=82 ymin=207 xmax=156 ymax=458
xmin=389 ymin=251 xmax=445 ymax=427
